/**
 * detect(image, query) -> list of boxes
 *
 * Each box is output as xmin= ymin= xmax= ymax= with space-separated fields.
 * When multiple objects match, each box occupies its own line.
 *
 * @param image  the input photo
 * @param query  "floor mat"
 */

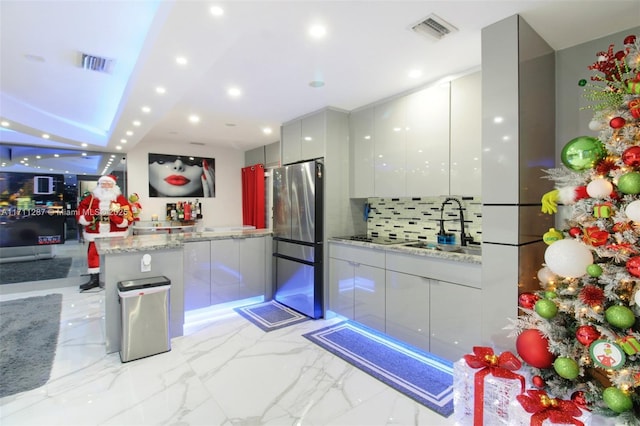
xmin=0 ymin=257 xmax=72 ymax=284
xmin=235 ymin=300 xmax=310 ymax=332
xmin=303 ymin=320 xmax=454 ymax=417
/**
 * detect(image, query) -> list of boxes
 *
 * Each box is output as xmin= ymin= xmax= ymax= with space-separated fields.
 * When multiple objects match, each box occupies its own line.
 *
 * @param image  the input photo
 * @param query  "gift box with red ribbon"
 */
xmin=453 ymin=346 xmax=526 ymax=426
xmin=593 ymin=203 xmax=612 ymax=218
xmin=508 ymin=389 xmax=592 ymax=426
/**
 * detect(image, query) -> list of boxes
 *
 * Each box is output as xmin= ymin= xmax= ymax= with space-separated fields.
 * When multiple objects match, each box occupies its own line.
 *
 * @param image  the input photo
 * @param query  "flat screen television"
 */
xmin=0 ymin=172 xmax=66 ymax=248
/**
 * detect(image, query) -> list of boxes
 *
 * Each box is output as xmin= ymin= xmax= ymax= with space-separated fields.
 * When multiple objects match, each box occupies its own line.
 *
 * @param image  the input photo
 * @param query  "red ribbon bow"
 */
xmin=517 ymin=389 xmax=584 ymax=426
xmin=463 ymin=347 xmax=525 ymax=426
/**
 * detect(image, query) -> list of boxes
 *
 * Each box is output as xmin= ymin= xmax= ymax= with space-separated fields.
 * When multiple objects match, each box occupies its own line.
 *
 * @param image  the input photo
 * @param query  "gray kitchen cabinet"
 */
xmin=430 ymin=279 xmax=482 ymax=361
xmin=300 ymin=112 xmax=326 ymax=162
xmin=450 ymin=71 xmax=482 ymax=196
xmin=349 ymin=106 xmax=375 ymax=198
xmin=183 ymin=240 xmax=211 ymax=310
xmin=211 ymin=239 xmax=240 ymax=304
xmin=385 ymin=270 xmax=430 ymax=352
xmin=374 ymin=96 xmax=407 ymax=197
xmin=405 ymin=83 xmax=450 ymax=196
xmin=281 ymin=120 xmax=302 ymax=165
xmin=329 ymin=242 xmax=386 ymax=332
xmin=238 ymin=236 xmax=266 ymax=300
xmin=183 ymin=236 xmax=268 ymax=310
xmin=281 ymin=108 xmax=348 ymax=165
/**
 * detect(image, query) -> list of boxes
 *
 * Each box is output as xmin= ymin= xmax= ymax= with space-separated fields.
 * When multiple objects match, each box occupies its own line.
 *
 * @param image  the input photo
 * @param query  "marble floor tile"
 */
xmin=0 ymin=284 xmax=456 ymax=426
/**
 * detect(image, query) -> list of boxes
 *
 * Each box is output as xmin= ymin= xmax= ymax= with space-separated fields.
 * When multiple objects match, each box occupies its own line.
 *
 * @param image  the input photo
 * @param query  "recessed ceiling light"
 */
xmin=156 ymin=86 xmax=166 ymax=94
xmin=262 ymin=127 xmax=273 ymax=135
xmin=210 ymin=6 xmax=224 ymax=16
xmin=494 ymin=116 xmax=504 ymax=123
xmin=141 ymin=106 xmax=151 ymax=113
xmin=81 ymin=143 xmax=88 ymax=147
xmin=132 ymin=120 xmax=141 ymax=126
xmin=309 ymin=80 xmax=325 ymax=88
xmin=176 ymin=56 xmax=188 ymax=66
xmin=116 ymin=146 xmax=122 ymax=150
xmin=126 ymin=131 xmax=133 ymax=136
xmin=408 ymin=69 xmax=422 ymax=79
xmin=0 ymin=121 xmax=9 ymax=127
xmin=189 ymin=115 xmax=200 ymax=124
xmin=120 ymin=139 xmax=127 ymax=144
xmin=308 ymin=24 xmax=327 ymax=39
xmin=54 ymin=154 xmax=59 ymax=157
xmin=42 ymin=134 xmax=50 ymax=139
xmin=227 ymin=87 xmax=242 ymax=97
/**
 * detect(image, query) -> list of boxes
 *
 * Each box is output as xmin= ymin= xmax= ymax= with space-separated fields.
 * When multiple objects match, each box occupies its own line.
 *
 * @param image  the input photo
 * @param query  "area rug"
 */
xmin=303 ymin=321 xmax=454 ymax=417
xmin=0 ymin=293 xmax=62 ymax=398
xmin=0 ymin=257 xmax=72 ymax=284
xmin=235 ymin=300 xmax=310 ymax=332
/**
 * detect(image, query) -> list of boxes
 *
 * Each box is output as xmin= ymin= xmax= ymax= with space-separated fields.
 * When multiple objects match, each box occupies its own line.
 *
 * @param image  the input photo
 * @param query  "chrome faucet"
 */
xmin=440 ymin=197 xmax=474 ymax=246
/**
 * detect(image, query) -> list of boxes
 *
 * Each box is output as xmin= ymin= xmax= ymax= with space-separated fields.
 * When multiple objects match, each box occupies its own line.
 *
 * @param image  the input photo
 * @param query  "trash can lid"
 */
xmin=117 ymin=275 xmax=171 ymax=292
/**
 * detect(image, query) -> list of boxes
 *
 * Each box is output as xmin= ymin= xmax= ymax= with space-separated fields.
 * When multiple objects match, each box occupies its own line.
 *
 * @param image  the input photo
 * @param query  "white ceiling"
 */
xmin=1 ymin=0 xmax=639 ymax=168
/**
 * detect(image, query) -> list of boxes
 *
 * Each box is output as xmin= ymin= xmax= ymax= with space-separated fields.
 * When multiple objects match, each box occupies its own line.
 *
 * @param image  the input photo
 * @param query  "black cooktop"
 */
xmin=336 ymin=235 xmax=415 ymax=245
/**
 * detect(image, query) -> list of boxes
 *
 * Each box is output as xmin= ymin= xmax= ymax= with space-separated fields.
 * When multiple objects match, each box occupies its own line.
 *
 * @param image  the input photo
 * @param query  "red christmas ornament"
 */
xmin=595 ymin=157 xmax=619 ymax=175
xmin=623 ymin=146 xmax=640 ymax=167
xmin=579 ymin=285 xmax=605 ymax=307
xmin=518 ymin=292 xmax=540 ymax=310
xmin=576 ymin=325 xmax=601 ymax=346
xmin=630 ymin=99 xmax=640 ymax=119
xmin=626 ymin=256 xmax=640 ymax=278
xmin=615 ymin=50 xmax=627 ymax=61
xmin=568 ymin=227 xmax=582 ymax=238
xmin=571 ymin=391 xmax=588 ymax=409
xmin=532 ymin=375 xmax=545 ymax=388
xmin=516 ymin=329 xmax=555 ymax=369
xmin=624 ymin=35 xmax=637 ymax=45
xmin=610 ymin=117 xmax=626 ymax=129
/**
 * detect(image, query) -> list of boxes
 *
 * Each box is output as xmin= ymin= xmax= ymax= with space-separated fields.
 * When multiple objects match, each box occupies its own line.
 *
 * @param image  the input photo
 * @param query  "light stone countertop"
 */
xmin=95 ymin=229 xmax=272 ymax=254
xmin=328 ymin=237 xmax=482 ymax=264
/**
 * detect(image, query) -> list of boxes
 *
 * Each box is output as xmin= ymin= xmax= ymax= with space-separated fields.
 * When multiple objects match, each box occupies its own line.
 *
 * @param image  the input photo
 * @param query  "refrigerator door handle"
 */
xmin=273 ymin=252 xmax=316 ymax=266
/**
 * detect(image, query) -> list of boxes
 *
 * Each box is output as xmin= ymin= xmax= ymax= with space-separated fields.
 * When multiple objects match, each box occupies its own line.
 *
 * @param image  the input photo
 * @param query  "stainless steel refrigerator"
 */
xmin=272 ymin=159 xmax=323 ymax=319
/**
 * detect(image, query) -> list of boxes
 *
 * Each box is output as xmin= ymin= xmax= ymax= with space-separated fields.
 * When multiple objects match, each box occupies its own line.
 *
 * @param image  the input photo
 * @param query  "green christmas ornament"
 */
xmin=560 ymin=136 xmax=605 ymax=171
xmin=617 ymin=172 xmax=640 ymax=194
xmin=553 ymin=357 xmax=580 ymax=379
xmin=535 ymin=299 xmax=558 ymax=319
xmin=605 ymin=305 xmax=636 ymax=329
xmin=578 ymin=79 xmax=587 ymax=87
xmin=544 ymin=291 xmax=557 ymax=299
xmin=602 ymin=387 xmax=633 ymax=413
xmin=586 ymin=263 xmax=603 ymax=277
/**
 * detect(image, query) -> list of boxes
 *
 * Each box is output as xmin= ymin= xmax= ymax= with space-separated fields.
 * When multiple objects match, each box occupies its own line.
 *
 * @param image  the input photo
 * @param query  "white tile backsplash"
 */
xmin=366 ymin=195 xmax=482 ymax=244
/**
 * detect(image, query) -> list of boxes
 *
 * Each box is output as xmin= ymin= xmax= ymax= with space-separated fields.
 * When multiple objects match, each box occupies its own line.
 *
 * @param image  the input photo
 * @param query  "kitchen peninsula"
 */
xmin=95 ymin=229 xmax=272 ymax=354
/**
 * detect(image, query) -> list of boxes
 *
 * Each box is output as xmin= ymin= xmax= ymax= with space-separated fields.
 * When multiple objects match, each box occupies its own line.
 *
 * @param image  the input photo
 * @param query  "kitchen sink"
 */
xmin=404 ymin=241 xmax=482 ymax=256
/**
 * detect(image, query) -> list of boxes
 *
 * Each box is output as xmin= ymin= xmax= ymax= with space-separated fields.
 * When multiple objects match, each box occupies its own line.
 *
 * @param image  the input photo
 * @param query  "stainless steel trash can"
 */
xmin=118 ymin=276 xmax=171 ymax=362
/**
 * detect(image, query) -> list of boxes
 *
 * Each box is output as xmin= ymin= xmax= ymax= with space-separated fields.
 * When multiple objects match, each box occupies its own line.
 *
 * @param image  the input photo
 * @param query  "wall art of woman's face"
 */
xmin=148 ymin=153 xmax=215 ymax=197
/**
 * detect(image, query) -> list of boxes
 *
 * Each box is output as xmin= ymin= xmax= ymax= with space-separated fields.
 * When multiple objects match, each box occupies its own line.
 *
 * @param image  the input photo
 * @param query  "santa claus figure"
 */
xmin=76 ymin=175 xmax=131 ymax=291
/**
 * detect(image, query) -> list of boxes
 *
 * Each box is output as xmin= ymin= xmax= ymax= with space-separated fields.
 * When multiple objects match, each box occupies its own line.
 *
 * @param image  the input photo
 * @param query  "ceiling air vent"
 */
xmin=411 ymin=14 xmax=458 ymax=40
xmin=79 ymin=52 xmax=114 ymax=73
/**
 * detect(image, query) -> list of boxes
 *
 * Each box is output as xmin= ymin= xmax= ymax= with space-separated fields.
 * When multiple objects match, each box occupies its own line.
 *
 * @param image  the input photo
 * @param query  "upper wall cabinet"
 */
xmin=349 ymin=72 xmax=481 ymax=198
xmin=450 ymin=71 xmax=482 ymax=197
xmin=350 ymin=107 xmax=375 ymax=197
xmin=282 ymin=120 xmax=302 ymax=165
xmin=405 ymin=84 xmax=450 ymax=196
xmin=374 ymin=96 xmax=408 ymax=197
xmin=281 ymin=109 xmax=344 ymax=165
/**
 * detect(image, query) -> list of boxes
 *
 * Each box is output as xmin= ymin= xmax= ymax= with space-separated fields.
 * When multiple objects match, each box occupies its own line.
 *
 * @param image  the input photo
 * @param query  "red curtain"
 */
xmin=241 ymin=164 xmax=265 ymax=229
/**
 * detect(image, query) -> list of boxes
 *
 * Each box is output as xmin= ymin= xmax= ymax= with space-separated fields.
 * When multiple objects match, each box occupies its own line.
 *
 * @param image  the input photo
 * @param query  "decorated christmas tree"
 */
xmin=511 ymin=33 xmax=640 ymax=423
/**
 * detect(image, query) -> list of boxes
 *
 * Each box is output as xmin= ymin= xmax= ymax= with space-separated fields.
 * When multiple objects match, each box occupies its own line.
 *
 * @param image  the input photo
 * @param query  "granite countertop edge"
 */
xmin=95 ymin=229 xmax=273 ymax=254
xmin=328 ymin=237 xmax=482 ymax=264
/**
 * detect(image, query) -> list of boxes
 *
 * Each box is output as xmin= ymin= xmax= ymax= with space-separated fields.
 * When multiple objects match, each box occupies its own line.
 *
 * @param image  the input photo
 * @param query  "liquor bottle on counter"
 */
xmin=184 ymin=201 xmax=191 ymax=221
xmin=195 ymin=199 xmax=202 ymax=219
xmin=177 ymin=202 xmax=184 ymax=221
